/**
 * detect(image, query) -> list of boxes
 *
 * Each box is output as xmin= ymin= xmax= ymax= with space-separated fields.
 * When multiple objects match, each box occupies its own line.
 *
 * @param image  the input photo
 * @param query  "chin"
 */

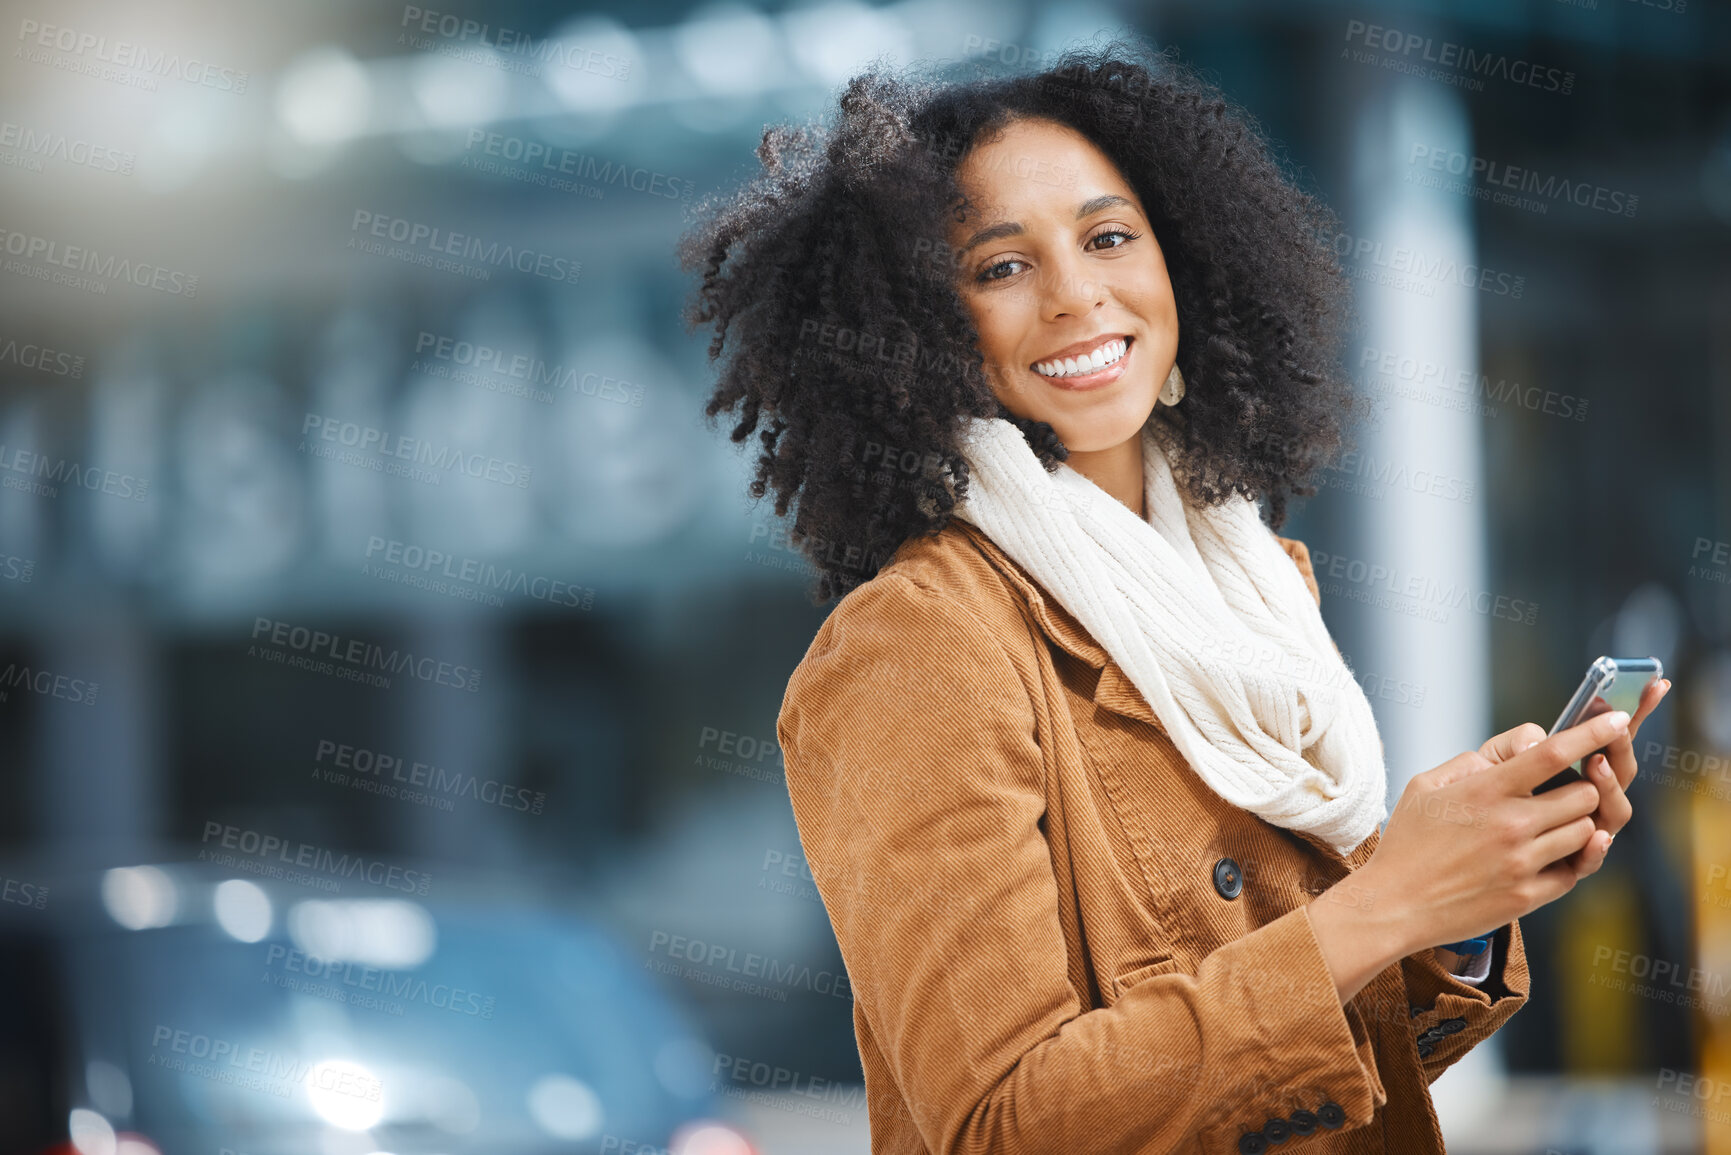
xmin=1045 ymin=396 xmax=1160 ymax=455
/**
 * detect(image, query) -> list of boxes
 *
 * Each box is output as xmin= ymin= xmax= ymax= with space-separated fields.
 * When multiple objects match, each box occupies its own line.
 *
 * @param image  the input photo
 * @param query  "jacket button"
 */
xmin=1417 ymin=1027 xmax=1443 ymax=1044
xmin=1237 ymin=1132 xmax=1268 ymax=1154
xmin=1289 ymin=1110 xmax=1317 ymax=1136
xmin=1440 ymin=1017 xmax=1467 ymax=1034
xmin=1318 ymin=1101 xmax=1346 ymax=1129
xmin=1263 ymin=1117 xmax=1291 ymax=1144
xmin=1418 ymin=1042 xmax=1435 ymax=1057
xmin=1213 ymin=857 xmax=1243 ymax=899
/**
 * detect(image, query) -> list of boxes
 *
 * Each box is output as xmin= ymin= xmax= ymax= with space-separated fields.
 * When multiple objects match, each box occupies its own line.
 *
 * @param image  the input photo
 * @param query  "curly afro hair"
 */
xmin=679 ymin=35 xmax=1365 ymax=605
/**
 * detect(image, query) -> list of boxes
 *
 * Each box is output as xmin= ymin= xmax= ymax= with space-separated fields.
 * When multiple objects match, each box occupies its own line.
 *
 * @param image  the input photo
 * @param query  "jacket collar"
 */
xmin=952 ymin=519 xmax=1372 ymax=868
xmin=952 ymin=519 xmax=1161 ymax=731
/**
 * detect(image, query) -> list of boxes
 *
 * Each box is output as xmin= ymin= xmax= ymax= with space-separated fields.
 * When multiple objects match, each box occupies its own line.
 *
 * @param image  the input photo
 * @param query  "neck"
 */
xmin=1065 ymin=431 xmax=1146 ymax=520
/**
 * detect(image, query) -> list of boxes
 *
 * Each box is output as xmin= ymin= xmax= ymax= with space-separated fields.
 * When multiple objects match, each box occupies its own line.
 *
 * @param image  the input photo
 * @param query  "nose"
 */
xmin=1039 ymin=249 xmax=1105 ymax=320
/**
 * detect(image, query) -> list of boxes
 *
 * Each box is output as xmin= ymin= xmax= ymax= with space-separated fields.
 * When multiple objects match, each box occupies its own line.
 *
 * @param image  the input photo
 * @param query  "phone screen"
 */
xmin=1532 ymin=657 xmax=1661 ymax=794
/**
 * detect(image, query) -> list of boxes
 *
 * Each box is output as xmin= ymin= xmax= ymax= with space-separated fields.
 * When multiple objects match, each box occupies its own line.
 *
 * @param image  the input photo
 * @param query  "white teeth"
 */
xmin=1034 ymin=338 xmax=1127 ymax=379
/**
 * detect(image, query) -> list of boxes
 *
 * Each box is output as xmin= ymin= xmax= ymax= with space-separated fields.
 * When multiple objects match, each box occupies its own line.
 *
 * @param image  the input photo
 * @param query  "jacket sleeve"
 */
xmin=1400 ymin=920 xmax=1530 ymax=1083
xmin=1274 ymin=533 xmax=1487 ymax=983
xmin=778 ymin=571 xmax=1391 ymax=1155
xmin=1272 ymin=537 xmax=1533 ymax=1074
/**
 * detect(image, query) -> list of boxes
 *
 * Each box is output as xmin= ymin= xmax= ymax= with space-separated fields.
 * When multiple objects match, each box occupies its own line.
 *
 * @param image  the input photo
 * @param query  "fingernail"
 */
xmin=1608 ymin=710 xmax=1631 ymax=729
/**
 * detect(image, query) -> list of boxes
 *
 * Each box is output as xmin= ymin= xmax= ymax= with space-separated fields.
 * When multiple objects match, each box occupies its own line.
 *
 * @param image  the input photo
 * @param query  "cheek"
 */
xmin=968 ymin=296 xmax=1029 ymax=363
xmin=1120 ymin=255 xmax=1177 ymax=318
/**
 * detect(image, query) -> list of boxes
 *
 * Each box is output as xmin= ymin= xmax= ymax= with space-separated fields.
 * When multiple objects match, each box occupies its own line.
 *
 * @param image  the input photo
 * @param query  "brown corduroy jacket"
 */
xmin=776 ymin=518 xmax=1529 ymax=1155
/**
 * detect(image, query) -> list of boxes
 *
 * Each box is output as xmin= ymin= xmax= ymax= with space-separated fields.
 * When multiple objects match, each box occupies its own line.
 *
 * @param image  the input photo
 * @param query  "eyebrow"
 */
xmin=957 ymin=193 xmax=1135 ymax=255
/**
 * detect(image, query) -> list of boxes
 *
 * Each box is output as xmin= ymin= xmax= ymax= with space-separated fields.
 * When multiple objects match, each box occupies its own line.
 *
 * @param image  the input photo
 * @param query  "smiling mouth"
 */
xmin=1031 ymin=336 xmax=1132 ymax=380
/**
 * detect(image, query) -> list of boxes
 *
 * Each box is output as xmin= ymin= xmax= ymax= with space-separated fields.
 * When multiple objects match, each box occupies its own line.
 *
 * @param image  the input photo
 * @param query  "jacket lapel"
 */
xmin=954 ymin=519 xmax=1380 ymax=874
xmin=955 ymin=520 xmax=1163 ymax=732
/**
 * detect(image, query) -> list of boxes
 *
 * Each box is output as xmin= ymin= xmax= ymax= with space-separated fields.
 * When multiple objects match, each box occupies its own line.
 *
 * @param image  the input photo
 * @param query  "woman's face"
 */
xmin=946 ymin=116 xmax=1178 ymax=455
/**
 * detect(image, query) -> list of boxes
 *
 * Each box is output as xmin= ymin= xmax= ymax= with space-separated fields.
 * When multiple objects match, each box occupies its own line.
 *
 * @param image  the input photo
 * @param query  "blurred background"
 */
xmin=0 ymin=0 xmax=1727 ymax=1152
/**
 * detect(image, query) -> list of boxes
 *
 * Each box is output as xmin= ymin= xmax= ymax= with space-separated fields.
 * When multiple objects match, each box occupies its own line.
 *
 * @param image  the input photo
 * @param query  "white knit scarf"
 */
xmin=950 ymin=412 xmax=1388 ymax=855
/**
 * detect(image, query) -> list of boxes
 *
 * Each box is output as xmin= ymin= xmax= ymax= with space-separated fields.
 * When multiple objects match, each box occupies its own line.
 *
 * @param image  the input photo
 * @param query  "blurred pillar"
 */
xmin=35 ymin=613 xmax=160 ymax=866
xmin=392 ymin=612 xmax=521 ymax=871
xmin=1336 ymin=53 xmax=1497 ymax=1137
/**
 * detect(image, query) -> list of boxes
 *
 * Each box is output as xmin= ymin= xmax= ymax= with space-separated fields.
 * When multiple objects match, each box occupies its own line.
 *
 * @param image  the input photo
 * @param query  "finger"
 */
xmin=1600 ymin=679 xmax=1668 ymax=788
xmin=1526 ymin=855 xmax=1585 ymax=909
xmin=1602 ymin=728 xmax=1641 ymax=792
xmin=1505 ymin=709 xmax=1632 ymax=794
xmin=1565 ymin=827 xmax=1614 ymax=880
xmin=1481 ymin=722 xmax=1549 ymax=765
xmin=1524 ymin=776 xmax=1602 ymax=831
xmin=1529 ymin=813 xmax=1598 ymax=872
xmin=1585 ymin=753 xmax=1634 ymax=834
xmin=1626 ymin=678 xmax=1671 ymax=743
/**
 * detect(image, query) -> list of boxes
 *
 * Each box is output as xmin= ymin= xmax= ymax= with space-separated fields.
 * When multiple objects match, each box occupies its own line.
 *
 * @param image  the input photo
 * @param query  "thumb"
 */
xmin=1479 ymin=722 xmax=1548 ymax=766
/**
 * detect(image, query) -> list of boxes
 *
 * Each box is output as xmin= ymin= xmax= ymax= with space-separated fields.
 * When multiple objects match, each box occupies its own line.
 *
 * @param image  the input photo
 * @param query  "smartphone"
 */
xmin=1531 ymin=656 xmax=1664 ymax=794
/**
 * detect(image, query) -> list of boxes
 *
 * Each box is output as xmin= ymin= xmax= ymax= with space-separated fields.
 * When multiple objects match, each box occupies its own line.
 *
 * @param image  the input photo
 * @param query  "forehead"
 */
xmin=951 ymin=117 xmax=1137 ymax=219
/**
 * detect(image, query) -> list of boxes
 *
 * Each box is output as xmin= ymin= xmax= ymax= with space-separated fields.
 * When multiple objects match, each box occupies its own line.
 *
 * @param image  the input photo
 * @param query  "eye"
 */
xmin=1089 ymin=227 xmax=1140 ymax=250
xmin=976 ymin=257 xmax=1026 ymax=284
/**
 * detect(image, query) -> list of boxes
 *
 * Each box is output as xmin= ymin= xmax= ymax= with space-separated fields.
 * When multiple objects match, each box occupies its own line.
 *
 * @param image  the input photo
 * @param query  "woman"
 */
xmin=679 ymin=41 xmax=1669 ymax=1155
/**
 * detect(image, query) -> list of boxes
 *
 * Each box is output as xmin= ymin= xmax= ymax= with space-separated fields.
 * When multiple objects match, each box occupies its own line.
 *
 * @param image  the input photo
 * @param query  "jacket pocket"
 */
xmin=1112 ymin=956 xmax=1187 ymax=1001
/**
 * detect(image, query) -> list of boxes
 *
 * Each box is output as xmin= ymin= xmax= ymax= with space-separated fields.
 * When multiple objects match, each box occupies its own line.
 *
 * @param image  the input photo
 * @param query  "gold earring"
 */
xmin=1159 ymin=363 xmax=1186 ymax=406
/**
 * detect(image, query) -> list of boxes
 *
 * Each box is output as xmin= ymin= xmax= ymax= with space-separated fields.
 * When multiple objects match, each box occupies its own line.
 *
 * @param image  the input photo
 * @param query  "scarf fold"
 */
xmin=950 ymin=412 xmax=1388 ymax=855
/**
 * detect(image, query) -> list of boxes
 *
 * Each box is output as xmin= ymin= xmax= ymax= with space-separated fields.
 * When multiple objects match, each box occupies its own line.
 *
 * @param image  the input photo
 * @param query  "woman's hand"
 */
xmin=1355 ymin=708 xmax=1638 ymax=956
xmin=1473 ymin=677 xmax=1670 ymax=879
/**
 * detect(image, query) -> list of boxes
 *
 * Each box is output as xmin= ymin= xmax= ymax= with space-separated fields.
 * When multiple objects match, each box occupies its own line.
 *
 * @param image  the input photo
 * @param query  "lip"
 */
xmin=1029 ymin=334 xmax=1133 ymax=392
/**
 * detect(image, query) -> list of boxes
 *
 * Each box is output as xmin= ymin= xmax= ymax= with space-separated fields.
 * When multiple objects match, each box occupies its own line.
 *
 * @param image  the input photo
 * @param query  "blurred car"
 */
xmin=0 ymin=856 xmax=756 ymax=1155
